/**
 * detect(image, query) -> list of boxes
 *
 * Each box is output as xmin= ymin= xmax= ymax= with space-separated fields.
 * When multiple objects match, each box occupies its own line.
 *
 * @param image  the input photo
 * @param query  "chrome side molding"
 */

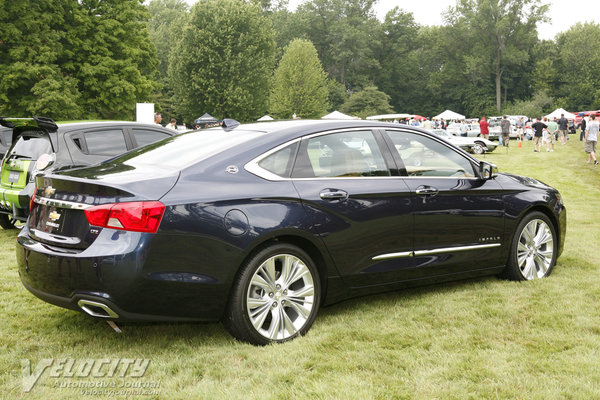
xmin=372 ymin=243 xmax=501 ymax=261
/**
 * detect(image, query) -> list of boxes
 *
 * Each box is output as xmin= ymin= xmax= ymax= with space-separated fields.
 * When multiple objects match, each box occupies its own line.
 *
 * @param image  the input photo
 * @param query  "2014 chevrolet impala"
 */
xmin=17 ymin=120 xmax=566 ymax=345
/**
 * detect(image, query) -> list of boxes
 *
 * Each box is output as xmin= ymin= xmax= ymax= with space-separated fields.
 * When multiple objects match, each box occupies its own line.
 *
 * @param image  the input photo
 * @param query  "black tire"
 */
xmin=503 ymin=211 xmax=557 ymax=281
xmin=0 ymin=213 xmax=18 ymax=229
xmin=223 ymin=243 xmax=321 ymax=345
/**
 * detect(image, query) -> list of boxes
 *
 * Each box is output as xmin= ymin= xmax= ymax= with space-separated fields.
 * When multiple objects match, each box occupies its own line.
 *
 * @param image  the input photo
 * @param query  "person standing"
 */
xmin=546 ymin=117 xmax=558 ymax=152
xmin=422 ymin=118 xmax=432 ymax=130
xmin=154 ymin=113 xmax=162 ymax=126
xmin=531 ymin=117 xmax=547 ymax=153
xmin=479 ymin=117 xmax=490 ymax=140
xmin=580 ymin=116 xmax=587 ymax=141
xmin=459 ymin=120 xmax=468 ymax=137
xmin=584 ymin=114 xmax=598 ymax=165
xmin=500 ymin=115 xmax=511 ymax=146
xmin=516 ymin=117 xmax=525 ymax=142
xmin=557 ymin=113 xmax=569 ymax=145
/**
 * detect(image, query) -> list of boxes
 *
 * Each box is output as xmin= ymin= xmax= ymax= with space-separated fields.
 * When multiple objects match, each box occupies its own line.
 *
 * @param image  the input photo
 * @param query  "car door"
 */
xmin=290 ymin=128 xmax=417 ymax=288
xmin=383 ymin=129 xmax=506 ymax=276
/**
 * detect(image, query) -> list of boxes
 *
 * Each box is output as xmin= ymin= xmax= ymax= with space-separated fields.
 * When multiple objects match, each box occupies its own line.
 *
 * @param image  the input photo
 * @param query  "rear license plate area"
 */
xmin=8 ymin=170 xmax=20 ymax=183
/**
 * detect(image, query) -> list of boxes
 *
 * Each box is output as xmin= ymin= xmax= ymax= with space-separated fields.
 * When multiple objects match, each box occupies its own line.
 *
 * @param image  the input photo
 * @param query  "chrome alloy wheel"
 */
xmin=246 ymin=253 xmax=315 ymax=341
xmin=516 ymin=218 xmax=554 ymax=279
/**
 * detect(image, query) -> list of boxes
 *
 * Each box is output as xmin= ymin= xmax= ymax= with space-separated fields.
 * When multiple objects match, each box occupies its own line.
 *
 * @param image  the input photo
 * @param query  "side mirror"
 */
xmin=479 ymin=161 xmax=498 ymax=180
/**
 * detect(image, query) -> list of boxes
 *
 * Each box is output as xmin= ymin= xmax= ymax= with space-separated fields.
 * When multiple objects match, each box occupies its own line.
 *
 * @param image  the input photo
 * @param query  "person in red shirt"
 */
xmin=479 ymin=117 xmax=490 ymax=139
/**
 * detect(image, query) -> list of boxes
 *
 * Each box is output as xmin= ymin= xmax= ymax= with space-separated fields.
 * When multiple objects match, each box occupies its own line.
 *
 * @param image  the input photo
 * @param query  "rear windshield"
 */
xmin=107 ymin=129 xmax=265 ymax=169
xmin=7 ymin=135 xmax=52 ymax=160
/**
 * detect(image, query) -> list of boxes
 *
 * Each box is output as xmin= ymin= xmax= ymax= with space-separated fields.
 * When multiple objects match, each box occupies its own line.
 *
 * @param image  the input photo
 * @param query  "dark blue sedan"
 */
xmin=17 ymin=120 xmax=566 ymax=345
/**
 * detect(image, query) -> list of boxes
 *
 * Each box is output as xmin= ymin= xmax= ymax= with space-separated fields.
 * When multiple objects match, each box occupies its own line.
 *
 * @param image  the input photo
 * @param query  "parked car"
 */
xmin=0 ymin=126 xmax=12 ymax=158
xmin=430 ymin=129 xmax=497 ymax=154
xmin=446 ymin=123 xmax=480 ymax=137
xmin=17 ymin=120 xmax=566 ymax=345
xmin=0 ymin=117 xmax=177 ymax=229
xmin=575 ymin=110 xmax=600 ymax=129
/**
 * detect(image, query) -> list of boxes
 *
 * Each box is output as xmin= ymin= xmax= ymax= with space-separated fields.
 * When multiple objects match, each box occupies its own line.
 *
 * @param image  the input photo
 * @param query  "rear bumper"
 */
xmin=0 ymin=183 xmax=32 ymax=220
xmin=16 ymin=225 xmax=229 ymax=322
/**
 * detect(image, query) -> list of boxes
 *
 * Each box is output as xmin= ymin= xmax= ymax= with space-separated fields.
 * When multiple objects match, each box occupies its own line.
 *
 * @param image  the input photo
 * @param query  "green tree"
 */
xmin=74 ymin=0 xmax=159 ymax=119
xmin=374 ymin=8 xmax=422 ymax=114
xmin=269 ymin=39 xmax=329 ymax=119
xmin=339 ymin=86 xmax=393 ymax=119
xmin=169 ymin=0 xmax=276 ymax=122
xmin=296 ymin=0 xmax=380 ymax=90
xmin=0 ymin=0 xmax=158 ymax=120
xmin=554 ymin=23 xmax=600 ymax=111
xmin=0 ymin=1 xmax=82 ymax=118
xmin=147 ymin=0 xmax=189 ymax=118
xmin=446 ymin=0 xmax=548 ymax=113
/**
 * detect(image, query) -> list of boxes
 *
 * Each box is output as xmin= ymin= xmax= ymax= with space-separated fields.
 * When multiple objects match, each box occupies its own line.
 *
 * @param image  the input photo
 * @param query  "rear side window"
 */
xmin=7 ymin=136 xmax=52 ymax=160
xmin=257 ymin=142 xmax=298 ymax=178
xmin=132 ymin=129 xmax=171 ymax=148
xmin=84 ymin=130 xmax=127 ymax=155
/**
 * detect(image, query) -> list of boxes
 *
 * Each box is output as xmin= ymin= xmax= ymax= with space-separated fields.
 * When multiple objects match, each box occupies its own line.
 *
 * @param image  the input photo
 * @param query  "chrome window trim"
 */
xmin=371 ymin=243 xmax=501 ymax=260
xmin=34 ymin=196 xmax=92 ymax=210
xmin=245 ymin=126 xmax=483 ymax=181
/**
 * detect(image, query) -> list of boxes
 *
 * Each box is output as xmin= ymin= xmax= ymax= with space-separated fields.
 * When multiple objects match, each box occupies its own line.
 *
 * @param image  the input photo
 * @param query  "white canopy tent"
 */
xmin=433 ymin=110 xmax=465 ymax=120
xmin=366 ymin=113 xmax=410 ymax=120
xmin=544 ymin=108 xmax=576 ymax=120
xmin=257 ymin=115 xmax=274 ymax=121
xmin=321 ymin=110 xmax=358 ymax=120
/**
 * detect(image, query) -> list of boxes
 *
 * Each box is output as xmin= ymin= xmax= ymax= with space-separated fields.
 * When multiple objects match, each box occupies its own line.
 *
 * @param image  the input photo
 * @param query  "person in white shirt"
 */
xmin=166 ymin=118 xmax=177 ymax=130
xmin=584 ymin=114 xmax=599 ymax=165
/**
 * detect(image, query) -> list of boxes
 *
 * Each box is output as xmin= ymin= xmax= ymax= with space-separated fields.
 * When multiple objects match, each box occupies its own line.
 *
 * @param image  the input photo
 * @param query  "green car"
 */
xmin=0 ymin=117 xmax=177 ymax=229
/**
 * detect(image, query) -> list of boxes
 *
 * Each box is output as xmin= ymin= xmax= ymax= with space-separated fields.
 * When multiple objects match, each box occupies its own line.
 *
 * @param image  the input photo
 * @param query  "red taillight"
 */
xmin=30 ymin=187 xmax=37 ymax=211
xmin=84 ymin=201 xmax=165 ymax=233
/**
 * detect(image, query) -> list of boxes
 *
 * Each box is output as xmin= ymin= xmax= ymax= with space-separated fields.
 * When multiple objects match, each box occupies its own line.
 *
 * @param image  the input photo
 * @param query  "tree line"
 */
xmin=1 ymin=0 xmax=599 ymax=123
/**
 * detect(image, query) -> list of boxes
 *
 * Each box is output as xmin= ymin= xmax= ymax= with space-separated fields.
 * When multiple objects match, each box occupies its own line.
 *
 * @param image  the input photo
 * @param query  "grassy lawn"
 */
xmin=1 ymin=135 xmax=599 ymax=399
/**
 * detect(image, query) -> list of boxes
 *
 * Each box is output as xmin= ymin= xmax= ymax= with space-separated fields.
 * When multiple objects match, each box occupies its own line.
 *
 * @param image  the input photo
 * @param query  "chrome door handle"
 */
xmin=319 ymin=189 xmax=349 ymax=201
xmin=415 ymin=186 xmax=439 ymax=196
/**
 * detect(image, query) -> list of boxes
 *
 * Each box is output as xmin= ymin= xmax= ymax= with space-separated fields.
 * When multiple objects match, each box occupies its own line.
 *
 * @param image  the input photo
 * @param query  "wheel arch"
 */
xmin=507 ymin=204 xmax=561 ymax=253
xmin=233 ymin=233 xmax=333 ymax=305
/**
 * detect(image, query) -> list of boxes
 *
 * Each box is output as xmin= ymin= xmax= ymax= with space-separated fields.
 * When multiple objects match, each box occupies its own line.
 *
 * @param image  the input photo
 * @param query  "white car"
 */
xmin=430 ymin=129 xmax=497 ymax=154
xmin=446 ymin=123 xmax=480 ymax=137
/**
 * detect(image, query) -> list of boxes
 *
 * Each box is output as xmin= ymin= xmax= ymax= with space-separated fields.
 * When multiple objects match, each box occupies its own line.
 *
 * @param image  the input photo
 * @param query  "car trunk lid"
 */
xmin=29 ymin=164 xmax=179 ymax=250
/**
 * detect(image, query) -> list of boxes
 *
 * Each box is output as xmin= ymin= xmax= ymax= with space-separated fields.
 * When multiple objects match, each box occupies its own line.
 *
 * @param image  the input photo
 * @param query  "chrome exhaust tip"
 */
xmin=77 ymin=299 xmax=119 ymax=319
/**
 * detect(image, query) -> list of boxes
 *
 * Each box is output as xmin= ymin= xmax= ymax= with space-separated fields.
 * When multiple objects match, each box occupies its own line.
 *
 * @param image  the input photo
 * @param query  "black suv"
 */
xmin=0 ymin=117 xmax=177 ymax=229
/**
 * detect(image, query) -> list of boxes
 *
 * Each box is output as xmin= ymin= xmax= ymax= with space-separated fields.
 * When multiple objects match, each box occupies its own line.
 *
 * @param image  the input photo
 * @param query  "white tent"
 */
xmin=544 ymin=108 xmax=576 ymax=120
xmin=433 ymin=110 xmax=465 ymax=120
xmin=321 ymin=110 xmax=358 ymax=120
xmin=366 ymin=113 xmax=410 ymax=120
xmin=257 ymin=115 xmax=274 ymax=121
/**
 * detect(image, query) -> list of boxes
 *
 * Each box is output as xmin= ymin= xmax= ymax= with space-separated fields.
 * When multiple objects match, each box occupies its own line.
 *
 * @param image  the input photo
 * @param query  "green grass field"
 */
xmin=1 ymin=136 xmax=599 ymax=399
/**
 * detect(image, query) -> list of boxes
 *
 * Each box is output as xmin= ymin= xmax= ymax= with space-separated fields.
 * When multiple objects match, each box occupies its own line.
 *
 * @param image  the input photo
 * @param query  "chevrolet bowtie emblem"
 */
xmin=43 ymin=186 xmax=56 ymax=197
xmin=49 ymin=211 xmax=61 ymax=222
